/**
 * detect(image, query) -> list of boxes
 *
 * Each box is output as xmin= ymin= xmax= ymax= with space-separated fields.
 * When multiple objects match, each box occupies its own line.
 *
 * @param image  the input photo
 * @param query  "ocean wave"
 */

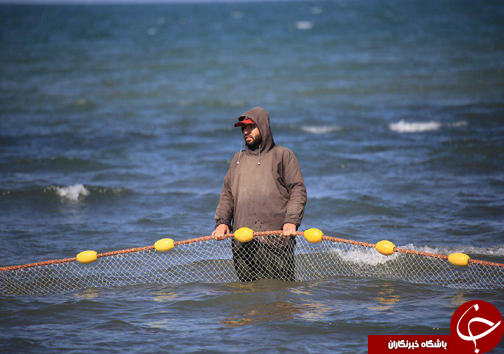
xmin=55 ymin=184 xmax=89 ymax=201
xmin=331 ymin=243 xmax=504 ymax=267
xmin=400 ymin=244 xmax=504 ymax=257
xmin=1 ymin=185 xmax=129 ymax=202
xmin=49 ymin=185 xmax=129 ymax=201
xmin=389 ymin=120 xmax=468 ymax=133
xmin=300 ymin=125 xmax=341 ymax=134
xmin=332 ymin=248 xmax=399 ymax=265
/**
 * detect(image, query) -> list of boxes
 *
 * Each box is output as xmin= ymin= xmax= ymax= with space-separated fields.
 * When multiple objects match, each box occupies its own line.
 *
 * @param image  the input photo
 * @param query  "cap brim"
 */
xmin=234 ymin=117 xmax=255 ymax=127
xmin=234 ymin=122 xmax=253 ymax=127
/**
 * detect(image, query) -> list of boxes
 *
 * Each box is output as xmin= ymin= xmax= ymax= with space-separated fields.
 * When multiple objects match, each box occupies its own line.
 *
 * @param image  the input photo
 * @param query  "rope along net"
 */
xmin=1 ymin=231 xmax=503 ymax=296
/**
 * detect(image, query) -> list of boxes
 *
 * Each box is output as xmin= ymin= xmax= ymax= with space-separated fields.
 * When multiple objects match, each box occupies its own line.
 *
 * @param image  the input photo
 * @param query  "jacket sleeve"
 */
xmin=214 ymin=168 xmax=234 ymax=229
xmin=282 ymin=150 xmax=307 ymax=227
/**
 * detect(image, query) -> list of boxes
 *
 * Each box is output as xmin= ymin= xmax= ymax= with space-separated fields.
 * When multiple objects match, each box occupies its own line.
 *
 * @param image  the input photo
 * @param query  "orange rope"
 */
xmin=0 ymin=231 xmax=286 ymax=272
xmin=395 ymin=247 xmax=449 ymax=260
xmin=393 ymin=248 xmax=504 ymax=268
xmin=0 ymin=257 xmax=77 ymax=272
xmin=97 ymin=245 xmax=154 ymax=258
xmin=468 ymin=259 xmax=504 ymax=268
xmin=322 ymin=235 xmax=375 ymax=248
xmin=1 ymin=231 xmax=503 ymax=271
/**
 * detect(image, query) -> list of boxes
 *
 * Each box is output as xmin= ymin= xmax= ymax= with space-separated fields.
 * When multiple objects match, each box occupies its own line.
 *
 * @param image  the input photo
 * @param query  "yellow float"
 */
xmin=77 ymin=250 xmax=98 ymax=264
xmin=155 ymin=238 xmax=175 ymax=252
xmin=376 ymin=240 xmax=396 ymax=256
xmin=448 ymin=253 xmax=470 ymax=267
xmin=304 ymin=228 xmax=323 ymax=243
xmin=234 ymin=227 xmax=254 ymax=243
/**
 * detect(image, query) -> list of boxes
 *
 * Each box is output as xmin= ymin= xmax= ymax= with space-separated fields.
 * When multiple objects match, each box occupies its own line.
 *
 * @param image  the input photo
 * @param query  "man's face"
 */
xmin=242 ymin=124 xmax=262 ymax=148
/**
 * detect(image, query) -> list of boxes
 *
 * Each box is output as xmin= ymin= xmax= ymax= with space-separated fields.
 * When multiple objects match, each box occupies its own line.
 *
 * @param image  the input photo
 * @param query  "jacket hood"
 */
xmin=239 ymin=107 xmax=275 ymax=154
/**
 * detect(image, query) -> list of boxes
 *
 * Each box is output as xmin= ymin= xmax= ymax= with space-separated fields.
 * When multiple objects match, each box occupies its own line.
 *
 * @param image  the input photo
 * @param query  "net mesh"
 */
xmin=1 ymin=232 xmax=503 ymax=296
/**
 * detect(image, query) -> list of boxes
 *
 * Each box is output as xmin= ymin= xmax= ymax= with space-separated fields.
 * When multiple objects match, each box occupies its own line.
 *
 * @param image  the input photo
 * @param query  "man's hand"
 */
xmin=212 ymin=224 xmax=230 ymax=240
xmin=283 ymin=223 xmax=297 ymax=236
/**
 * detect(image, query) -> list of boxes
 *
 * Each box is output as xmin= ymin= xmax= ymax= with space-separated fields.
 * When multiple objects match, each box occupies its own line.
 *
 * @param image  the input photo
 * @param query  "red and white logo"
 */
xmin=450 ymin=300 xmax=503 ymax=354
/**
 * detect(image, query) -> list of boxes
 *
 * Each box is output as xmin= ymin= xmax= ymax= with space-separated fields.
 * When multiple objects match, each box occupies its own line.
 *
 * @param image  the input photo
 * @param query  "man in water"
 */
xmin=212 ymin=107 xmax=307 ymax=281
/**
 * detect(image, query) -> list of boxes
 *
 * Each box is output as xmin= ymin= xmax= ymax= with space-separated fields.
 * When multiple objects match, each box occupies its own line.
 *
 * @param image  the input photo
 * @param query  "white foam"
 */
xmin=399 ymin=244 xmax=449 ymax=255
xmin=296 ymin=21 xmax=313 ymax=30
xmin=389 ymin=120 xmax=442 ymax=133
xmin=332 ymin=248 xmax=399 ymax=265
xmin=330 ymin=243 xmax=503 ymax=268
xmin=300 ymin=125 xmax=341 ymax=134
xmin=56 ymin=184 xmax=90 ymax=201
xmin=462 ymin=246 xmax=504 ymax=257
xmin=310 ymin=6 xmax=323 ymax=15
xmin=389 ymin=120 xmax=469 ymax=133
xmin=399 ymin=244 xmax=504 ymax=257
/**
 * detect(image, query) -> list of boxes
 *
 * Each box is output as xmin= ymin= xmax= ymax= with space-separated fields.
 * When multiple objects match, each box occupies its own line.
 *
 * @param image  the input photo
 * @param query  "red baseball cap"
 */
xmin=234 ymin=116 xmax=255 ymax=127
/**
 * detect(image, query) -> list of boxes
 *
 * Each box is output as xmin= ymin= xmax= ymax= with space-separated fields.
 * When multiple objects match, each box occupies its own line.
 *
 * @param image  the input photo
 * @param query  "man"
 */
xmin=212 ymin=107 xmax=307 ymax=281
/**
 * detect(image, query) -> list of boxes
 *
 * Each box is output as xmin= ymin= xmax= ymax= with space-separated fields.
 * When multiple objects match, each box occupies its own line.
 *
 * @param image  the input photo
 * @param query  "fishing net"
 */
xmin=0 ymin=231 xmax=503 ymax=296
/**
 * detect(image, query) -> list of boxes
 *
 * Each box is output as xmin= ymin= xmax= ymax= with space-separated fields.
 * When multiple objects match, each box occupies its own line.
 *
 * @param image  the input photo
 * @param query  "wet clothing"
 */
xmin=214 ymin=107 xmax=307 ymax=281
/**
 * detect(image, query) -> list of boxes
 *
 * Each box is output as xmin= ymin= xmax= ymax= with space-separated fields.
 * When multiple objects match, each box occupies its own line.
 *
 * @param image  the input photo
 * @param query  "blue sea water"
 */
xmin=0 ymin=0 xmax=504 ymax=353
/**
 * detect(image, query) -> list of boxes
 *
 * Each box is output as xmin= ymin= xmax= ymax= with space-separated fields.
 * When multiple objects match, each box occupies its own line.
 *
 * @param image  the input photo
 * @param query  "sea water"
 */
xmin=1 ymin=0 xmax=503 ymax=353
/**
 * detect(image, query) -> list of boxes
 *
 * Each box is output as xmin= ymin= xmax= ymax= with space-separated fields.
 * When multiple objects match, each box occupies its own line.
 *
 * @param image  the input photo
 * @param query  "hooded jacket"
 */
xmin=215 ymin=107 xmax=307 ymax=247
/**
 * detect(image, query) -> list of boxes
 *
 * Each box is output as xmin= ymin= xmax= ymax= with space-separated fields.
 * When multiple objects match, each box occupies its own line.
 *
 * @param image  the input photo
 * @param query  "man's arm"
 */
xmin=282 ymin=150 xmax=307 ymax=236
xmin=213 ymin=168 xmax=234 ymax=237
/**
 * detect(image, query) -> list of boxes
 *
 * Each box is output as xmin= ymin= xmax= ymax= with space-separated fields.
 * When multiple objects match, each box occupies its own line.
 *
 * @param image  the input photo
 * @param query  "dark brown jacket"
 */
xmin=215 ymin=107 xmax=307 ymax=246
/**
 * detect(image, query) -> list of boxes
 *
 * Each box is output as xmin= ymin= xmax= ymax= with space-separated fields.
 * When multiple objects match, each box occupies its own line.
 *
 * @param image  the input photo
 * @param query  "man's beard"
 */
xmin=245 ymin=135 xmax=262 ymax=149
